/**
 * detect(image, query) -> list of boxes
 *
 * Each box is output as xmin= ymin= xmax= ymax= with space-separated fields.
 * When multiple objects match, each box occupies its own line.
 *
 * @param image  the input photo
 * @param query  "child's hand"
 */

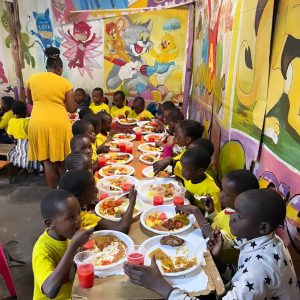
xmin=207 ymin=230 xmax=223 ymax=258
xmin=175 ymin=204 xmax=197 ymax=215
xmin=108 ymin=129 xmax=118 ymax=140
xmin=128 ymin=186 xmax=137 ymax=207
xmin=155 ymin=141 xmax=164 ymax=148
xmin=204 ymin=194 xmax=215 ymax=214
xmin=166 ymin=135 xmax=175 ymax=147
xmin=97 ymin=143 xmax=110 ymax=154
xmin=71 ymin=228 xmax=94 ymax=249
xmin=185 ymin=191 xmax=195 ymax=204
xmin=153 ymin=158 xmax=170 ymax=175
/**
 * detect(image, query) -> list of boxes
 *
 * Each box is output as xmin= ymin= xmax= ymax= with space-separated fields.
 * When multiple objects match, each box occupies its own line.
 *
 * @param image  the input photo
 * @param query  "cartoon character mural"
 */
xmin=58 ymin=21 xmax=102 ymax=79
xmin=29 ymin=8 xmax=62 ymax=51
xmin=1 ymin=9 xmax=35 ymax=68
xmin=0 ymin=61 xmax=8 ymax=84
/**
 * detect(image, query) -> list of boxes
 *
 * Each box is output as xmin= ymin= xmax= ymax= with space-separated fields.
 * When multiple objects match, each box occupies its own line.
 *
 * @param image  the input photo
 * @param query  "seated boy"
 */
xmin=89 ymin=87 xmax=110 ymax=114
xmin=111 ymin=90 xmax=132 ymax=118
xmin=70 ymin=134 xmax=92 ymax=158
xmin=129 ymin=96 xmax=154 ymax=120
xmin=65 ymin=151 xmax=92 ymax=172
xmin=124 ymin=189 xmax=299 ymax=300
xmin=96 ymin=111 xmax=113 ymax=154
xmin=32 ymin=189 xmax=93 ymax=299
xmin=74 ymin=88 xmax=90 ymax=109
xmin=0 ymin=96 xmax=15 ymax=143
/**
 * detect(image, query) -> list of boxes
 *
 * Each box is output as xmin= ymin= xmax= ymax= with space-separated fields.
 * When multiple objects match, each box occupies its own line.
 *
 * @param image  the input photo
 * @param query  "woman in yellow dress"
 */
xmin=26 ymin=47 xmax=77 ymax=188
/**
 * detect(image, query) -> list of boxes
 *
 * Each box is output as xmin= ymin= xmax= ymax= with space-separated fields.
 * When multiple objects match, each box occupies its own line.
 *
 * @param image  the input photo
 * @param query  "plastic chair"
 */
xmin=0 ymin=245 xmax=17 ymax=298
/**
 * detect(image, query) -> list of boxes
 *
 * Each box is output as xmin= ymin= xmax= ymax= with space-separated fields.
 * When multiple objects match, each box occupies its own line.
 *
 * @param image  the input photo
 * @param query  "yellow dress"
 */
xmin=26 ymin=72 xmax=73 ymax=162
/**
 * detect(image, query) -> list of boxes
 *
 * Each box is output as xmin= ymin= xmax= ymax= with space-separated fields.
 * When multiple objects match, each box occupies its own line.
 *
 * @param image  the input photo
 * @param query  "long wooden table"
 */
xmin=72 ymin=127 xmax=225 ymax=299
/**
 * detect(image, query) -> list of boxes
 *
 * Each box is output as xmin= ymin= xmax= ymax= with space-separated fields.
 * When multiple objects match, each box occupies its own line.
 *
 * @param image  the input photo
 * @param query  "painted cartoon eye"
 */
xmin=146 ymin=34 xmax=150 ymax=41
xmin=167 ymin=41 xmax=170 ymax=45
xmin=83 ymin=31 xmax=87 ymax=34
xmin=140 ymin=32 xmax=144 ymax=40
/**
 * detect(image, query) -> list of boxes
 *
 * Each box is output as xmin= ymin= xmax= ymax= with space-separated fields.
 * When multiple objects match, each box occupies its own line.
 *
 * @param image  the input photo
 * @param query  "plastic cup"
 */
xmin=119 ymin=142 xmax=126 ymax=152
xmin=152 ymin=186 xmax=165 ymax=206
xmin=125 ymin=141 xmax=133 ymax=154
xmin=135 ymin=129 xmax=142 ymax=141
xmin=74 ymin=251 xmax=96 ymax=289
xmin=148 ymin=135 xmax=155 ymax=143
xmin=173 ymin=186 xmax=186 ymax=206
xmin=98 ymin=155 xmax=107 ymax=167
xmin=126 ymin=245 xmax=145 ymax=265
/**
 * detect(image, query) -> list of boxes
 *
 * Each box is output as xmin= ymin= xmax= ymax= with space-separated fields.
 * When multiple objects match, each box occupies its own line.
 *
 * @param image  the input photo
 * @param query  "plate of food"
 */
xmin=106 ymin=141 xmax=120 ymax=152
xmin=118 ymin=118 xmax=138 ymax=126
xmin=105 ymin=152 xmax=133 ymax=165
xmin=99 ymin=164 xmax=134 ymax=177
xmin=82 ymin=230 xmax=134 ymax=271
xmin=142 ymin=166 xmax=174 ymax=178
xmin=137 ymin=120 xmax=150 ymax=127
xmin=138 ymin=143 xmax=164 ymax=153
xmin=113 ymin=133 xmax=136 ymax=142
xmin=141 ymin=235 xmax=201 ymax=276
xmin=97 ymin=175 xmax=138 ymax=196
xmin=140 ymin=205 xmax=195 ymax=235
xmin=143 ymin=133 xmax=165 ymax=142
xmin=95 ymin=195 xmax=143 ymax=221
xmin=133 ymin=126 xmax=155 ymax=135
xmin=139 ymin=153 xmax=162 ymax=165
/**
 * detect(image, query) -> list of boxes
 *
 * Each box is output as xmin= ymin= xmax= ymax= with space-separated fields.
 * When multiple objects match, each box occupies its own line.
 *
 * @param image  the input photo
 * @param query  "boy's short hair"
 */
xmin=240 ymin=189 xmax=286 ymax=229
xmin=114 ymin=90 xmax=125 ymax=100
xmin=83 ymin=113 xmax=101 ymax=131
xmin=165 ymin=108 xmax=184 ymax=122
xmin=1 ymin=96 xmax=14 ymax=109
xmin=97 ymin=111 xmax=111 ymax=122
xmin=133 ymin=96 xmax=145 ymax=105
xmin=93 ymin=87 xmax=103 ymax=95
xmin=72 ymin=119 xmax=93 ymax=135
xmin=225 ymin=170 xmax=259 ymax=194
xmin=70 ymin=134 xmax=88 ymax=151
xmin=41 ymin=189 xmax=74 ymax=219
xmin=160 ymin=101 xmax=175 ymax=110
xmin=79 ymin=107 xmax=93 ymax=119
xmin=75 ymin=88 xmax=85 ymax=94
xmin=182 ymin=147 xmax=211 ymax=170
xmin=179 ymin=120 xmax=204 ymax=141
xmin=12 ymin=101 xmax=27 ymax=116
xmin=58 ymin=170 xmax=93 ymax=198
xmin=65 ymin=151 xmax=91 ymax=171
xmin=190 ymin=138 xmax=214 ymax=156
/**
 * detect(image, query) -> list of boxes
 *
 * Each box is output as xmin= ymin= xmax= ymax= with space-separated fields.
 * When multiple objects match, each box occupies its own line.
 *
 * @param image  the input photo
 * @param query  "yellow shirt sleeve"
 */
xmin=91 ymin=142 xmax=98 ymax=162
xmin=80 ymin=211 xmax=101 ymax=229
xmin=0 ymin=110 xmax=15 ymax=130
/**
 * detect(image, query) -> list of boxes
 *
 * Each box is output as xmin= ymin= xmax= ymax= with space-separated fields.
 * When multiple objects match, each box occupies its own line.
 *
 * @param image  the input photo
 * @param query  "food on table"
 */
xmin=106 ymin=153 xmax=131 ymax=164
xmin=148 ymin=169 xmax=173 ymax=178
xmin=160 ymin=235 xmax=185 ymax=247
xmin=98 ymin=196 xmax=139 ymax=218
xmin=148 ymin=248 xmax=197 ymax=273
xmin=113 ymin=133 xmax=135 ymax=141
xmin=101 ymin=165 xmax=131 ymax=176
xmin=141 ymin=153 xmax=161 ymax=163
xmin=140 ymin=125 xmax=155 ymax=133
xmin=145 ymin=134 xmax=164 ymax=142
xmin=145 ymin=212 xmax=189 ymax=231
xmin=106 ymin=141 xmax=119 ymax=149
xmin=103 ymin=177 xmax=133 ymax=192
xmin=139 ymin=143 xmax=163 ymax=152
xmin=148 ymin=183 xmax=175 ymax=198
xmin=118 ymin=118 xmax=137 ymax=124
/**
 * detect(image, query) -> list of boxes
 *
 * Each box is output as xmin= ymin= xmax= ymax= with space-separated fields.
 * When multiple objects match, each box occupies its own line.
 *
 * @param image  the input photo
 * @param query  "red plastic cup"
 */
xmin=98 ymin=156 xmax=107 ymax=167
xmin=77 ymin=264 xmax=94 ymax=289
xmin=153 ymin=195 xmax=164 ymax=206
xmin=111 ymin=119 xmax=116 ymax=129
xmin=173 ymin=196 xmax=184 ymax=206
xmin=126 ymin=246 xmax=145 ymax=266
xmin=119 ymin=142 xmax=126 ymax=152
xmin=125 ymin=142 xmax=133 ymax=154
xmin=135 ymin=129 xmax=142 ymax=141
xmin=173 ymin=187 xmax=185 ymax=206
xmin=148 ymin=135 xmax=155 ymax=143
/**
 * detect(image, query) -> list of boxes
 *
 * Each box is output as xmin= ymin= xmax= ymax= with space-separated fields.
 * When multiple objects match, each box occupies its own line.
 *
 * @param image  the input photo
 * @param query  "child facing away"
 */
xmin=58 ymin=169 xmax=137 ymax=233
xmin=177 ymin=169 xmax=259 ymax=249
xmin=124 ymin=189 xmax=300 ymax=300
xmin=129 ymin=96 xmax=154 ymax=120
xmin=95 ymin=111 xmax=113 ymax=154
xmin=7 ymin=101 xmax=41 ymax=170
xmin=89 ymin=87 xmax=110 ymax=114
xmin=111 ymin=90 xmax=132 ymax=118
xmin=32 ymin=189 xmax=93 ymax=299
xmin=65 ymin=151 xmax=92 ymax=172
xmin=0 ymin=96 xmax=15 ymax=143
xmin=74 ymin=88 xmax=91 ymax=110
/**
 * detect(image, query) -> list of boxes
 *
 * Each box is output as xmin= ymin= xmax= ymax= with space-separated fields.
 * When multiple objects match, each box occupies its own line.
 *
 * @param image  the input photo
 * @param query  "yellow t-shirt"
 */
xmin=91 ymin=142 xmax=97 ymax=162
xmin=89 ymin=102 xmax=110 ymax=114
xmin=111 ymin=106 xmax=132 ymax=118
xmin=129 ymin=109 xmax=153 ymax=120
xmin=96 ymin=133 xmax=107 ymax=148
xmin=32 ymin=230 xmax=73 ymax=300
xmin=7 ymin=118 xmax=29 ymax=139
xmin=0 ymin=110 xmax=15 ymax=130
xmin=211 ymin=208 xmax=236 ymax=249
xmin=183 ymin=173 xmax=221 ymax=212
xmin=173 ymin=149 xmax=186 ymax=179
xmin=80 ymin=210 xmax=101 ymax=229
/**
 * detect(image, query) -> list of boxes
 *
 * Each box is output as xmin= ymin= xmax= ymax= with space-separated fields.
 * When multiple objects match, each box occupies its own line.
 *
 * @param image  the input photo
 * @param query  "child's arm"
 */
xmin=96 ymin=142 xmax=110 ymax=154
xmin=42 ymin=228 xmax=93 ymax=299
xmin=95 ymin=187 xmax=137 ymax=233
xmin=153 ymin=157 xmax=172 ymax=175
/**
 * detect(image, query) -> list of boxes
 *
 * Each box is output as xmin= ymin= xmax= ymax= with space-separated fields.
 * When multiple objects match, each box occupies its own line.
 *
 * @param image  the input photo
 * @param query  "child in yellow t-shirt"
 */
xmin=0 ymin=96 xmax=15 ymax=143
xmin=89 ymin=87 xmax=110 ymax=114
xmin=111 ymin=90 xmax=132 ymax=118
xmin=95 ymin=111 xmax=113 ymax=154
xmin=129 ymin=96 xmax=153 ymax=120
xmin=58 ymin=169 xmax=137 ymax=233
xmin=32 ymin=189 xmax=93 ymax=300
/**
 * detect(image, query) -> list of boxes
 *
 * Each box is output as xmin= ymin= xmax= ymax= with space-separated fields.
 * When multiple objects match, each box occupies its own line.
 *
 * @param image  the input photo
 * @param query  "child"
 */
xmin=177 ymin=169 xmax=259 ymax=249
xmin=159 ymin=101 xmax=176 ymax=116
xmin=129 ymin=96 xmax=154 ymax=120
xmin=89 ymin=87 xmax=110 ymax=114
xmin=111 ymin=90 xmax=132 ymax=118
xmin=7 ymin=101 xmax=40 ymax=170
xmin=72 ymin=119 xmax=97 ymax=162
xmin=65 ymin=151 xmax=92 ymax=172
xmin=58 ymin=169 xmax=137 ymax=233
xmin=124 ymin=189 xmax=299 ymax=299
xmin=181 ymin=147 xmax=221 ymax=212
xmin=95 ymin=111 xmax=113 ymax=154
xmin=78 ymin=107 xmax=92 ymax=120
xmin=32 ymin=189 xmax=93 ymax=299
xmin=0 ymin=96 xmax=15 ymax=143
xmin=70 ymin=134 xmax=92 ymax=157
xmin=74 ymin=88 xmax=90 ymax=109
xmin=164 ymin=107 xmax=184 ymax=133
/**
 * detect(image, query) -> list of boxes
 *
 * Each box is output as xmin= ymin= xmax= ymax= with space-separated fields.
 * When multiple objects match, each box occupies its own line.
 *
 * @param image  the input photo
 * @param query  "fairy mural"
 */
xmin=104 ymin=8 xmax=188 ymax=103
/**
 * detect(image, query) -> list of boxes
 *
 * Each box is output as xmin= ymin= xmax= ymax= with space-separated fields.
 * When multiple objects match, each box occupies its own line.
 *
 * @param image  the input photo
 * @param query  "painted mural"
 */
xmin=103 ymin=8 xmax=188 ymax=102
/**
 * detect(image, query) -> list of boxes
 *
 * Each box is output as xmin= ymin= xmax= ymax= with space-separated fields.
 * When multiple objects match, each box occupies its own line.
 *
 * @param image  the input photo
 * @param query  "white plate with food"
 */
xmin=99 ymin=164 xmax=134 ymax=177
xmin=113 ymin=133 xmax=136 ymax=142
xmin=118 ymin=118 xmax=138 ymax=126
xmin=139 ymin=152 xmax=162 ymax=165
xmin=106 ymin=140 xmax=120 ymax=152
xmin=138 ymin=142 xmax=164 ymax=153
xmin=133 ymin=126 xmax=155 ymax=135
xmin=83 ymin=230 xmax=134 ymax=271
xmin=141 ymin=235 xmax=201 ymax=276
xmin=142 ymin=166 xmax=174 ymax=178
xmin=95 ymin=195 xmax=143 ymax=221
xmin=143 ymin=133 xmax=166 ymax=142
xmin=137 ymin=120 xmax=150 ymax=127
xmin=104 ymin=152 xmax=133 ymax=165
xmin=140 ymin=205 xmax=195 ymax=235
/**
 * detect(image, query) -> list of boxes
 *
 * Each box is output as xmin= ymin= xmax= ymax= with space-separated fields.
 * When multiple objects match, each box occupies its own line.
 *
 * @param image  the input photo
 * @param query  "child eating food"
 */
xmin=129 ymin=96 xmax=154 ymax=120
xmin=89 ymin=87 xmax=110 ymax=114
xmin=111 ymin=90 xmax=132 ymax=118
